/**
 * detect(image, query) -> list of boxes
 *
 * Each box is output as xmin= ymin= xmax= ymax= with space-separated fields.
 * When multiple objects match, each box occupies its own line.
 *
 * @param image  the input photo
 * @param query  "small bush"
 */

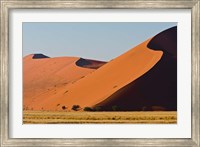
xmin=62 ymin=106 xmax=67 ymax=110
xmin=72 ymin=105 xmax=80 ymax=111
xmin=83 ymin=107 xmax=93 ymax=111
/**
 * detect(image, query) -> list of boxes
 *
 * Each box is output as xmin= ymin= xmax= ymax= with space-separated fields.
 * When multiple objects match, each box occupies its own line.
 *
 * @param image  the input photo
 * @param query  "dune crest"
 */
xmin=23 ymin=55 xmax=106 ymax=107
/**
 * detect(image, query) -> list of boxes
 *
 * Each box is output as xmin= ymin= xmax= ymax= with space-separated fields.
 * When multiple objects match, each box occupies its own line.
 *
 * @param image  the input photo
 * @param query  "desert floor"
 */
xmin=23 ymin=111 xmax=177 ymax=124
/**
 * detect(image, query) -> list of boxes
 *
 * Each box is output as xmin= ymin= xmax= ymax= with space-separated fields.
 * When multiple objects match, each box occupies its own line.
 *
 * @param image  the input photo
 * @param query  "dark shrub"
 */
xmin=72 ymin=105 xmax=80 ymax=111
xmin=62 ymin=106 xmax=67 ymax=110
xmin=83 ymin=107 xmax=93 ymax=111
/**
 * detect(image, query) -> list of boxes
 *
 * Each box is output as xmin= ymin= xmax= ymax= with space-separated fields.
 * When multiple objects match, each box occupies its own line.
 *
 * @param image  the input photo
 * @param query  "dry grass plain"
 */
xmin=23 ymin=111 xmax=177 ymax=124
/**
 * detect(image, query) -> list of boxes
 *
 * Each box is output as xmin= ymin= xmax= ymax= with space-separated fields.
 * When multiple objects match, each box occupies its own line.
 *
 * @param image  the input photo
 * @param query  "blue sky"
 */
xmin=23 ymin=22 xmax=177 ymax=61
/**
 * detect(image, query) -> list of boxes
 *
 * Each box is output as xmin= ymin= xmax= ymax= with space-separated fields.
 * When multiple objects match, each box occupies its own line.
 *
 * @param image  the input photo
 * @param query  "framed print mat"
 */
xmin=0 ymin=0 xmax=199 ymax=147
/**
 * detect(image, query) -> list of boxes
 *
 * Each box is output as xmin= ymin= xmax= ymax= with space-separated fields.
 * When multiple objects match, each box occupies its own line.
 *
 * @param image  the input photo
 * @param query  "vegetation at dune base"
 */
xmin=83 ymin=106 xmax=106 ymax=111
xmin=83 ymin=106 xmax=102 ymax=112
xmin=72 ymin=105 xmax=80 ymax=111
xmin=83 ymin=107 xmax=93 ymax=111
xmin=83 ymin=105 xmax=121 ymax=111
xmin=23 ymin=111 xmax=177 ymax=124
xmin=62 ymin=106 xmax=67 ymax=110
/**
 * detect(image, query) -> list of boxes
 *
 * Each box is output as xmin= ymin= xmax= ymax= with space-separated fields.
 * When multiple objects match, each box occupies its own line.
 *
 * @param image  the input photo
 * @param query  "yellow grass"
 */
xmin=23 ymin=111 xmax=177 ymax=124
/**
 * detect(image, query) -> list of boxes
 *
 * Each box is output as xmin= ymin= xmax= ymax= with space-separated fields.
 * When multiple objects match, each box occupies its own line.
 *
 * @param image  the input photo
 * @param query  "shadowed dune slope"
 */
xmin=23 ymin=54 xmax=106 ymax=107
xmin=147 ymin=26 xmax=177 ymax=56
xmin=76 ymin=58 xmax=107 ymax=69
xmin=96 ymin=26 xmax=177 ymax=111
xmin=32 ymin=53 xmax=50 ymax=59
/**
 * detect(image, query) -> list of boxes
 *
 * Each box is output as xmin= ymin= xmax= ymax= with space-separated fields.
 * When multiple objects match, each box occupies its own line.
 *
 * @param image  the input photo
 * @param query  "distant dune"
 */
xmin=23 ymin=26 xmax=177 ymax=111
xmin=23 ymin=54 xmax=106 ymax=108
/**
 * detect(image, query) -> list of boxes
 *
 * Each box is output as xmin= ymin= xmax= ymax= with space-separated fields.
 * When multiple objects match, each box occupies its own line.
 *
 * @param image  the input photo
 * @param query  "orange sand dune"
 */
xmin=26 ymin=39 xmax=163 ymax=111
xmin=24 ymin=27 xmax=177 ymax=111
xmin=98 ymin=26 xmax=177 ymax=111
xmin=23 ymin=54 xmax=106 ymax=107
